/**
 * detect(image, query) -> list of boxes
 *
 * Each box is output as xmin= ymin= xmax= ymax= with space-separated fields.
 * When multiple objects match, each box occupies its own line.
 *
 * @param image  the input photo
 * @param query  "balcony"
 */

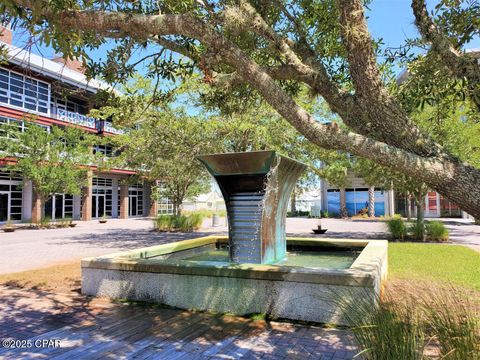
xmin=53 ymin=107 xmax=97 ymax=129
xmin=96 ymin=120 xmax=125 ymax=135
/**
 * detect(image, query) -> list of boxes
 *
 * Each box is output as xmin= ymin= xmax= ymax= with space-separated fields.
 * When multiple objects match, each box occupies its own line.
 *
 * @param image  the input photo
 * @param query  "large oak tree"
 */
xmin=2 ymin=0 xmax=480 ymax=216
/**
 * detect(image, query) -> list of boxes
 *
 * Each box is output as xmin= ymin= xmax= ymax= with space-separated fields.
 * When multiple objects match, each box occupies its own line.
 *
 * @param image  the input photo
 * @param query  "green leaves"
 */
xmin=0 ymin=120 xmax=98 ymax=201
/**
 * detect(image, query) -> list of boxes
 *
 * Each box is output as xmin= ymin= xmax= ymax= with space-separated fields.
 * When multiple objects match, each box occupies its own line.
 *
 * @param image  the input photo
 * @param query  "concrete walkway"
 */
xmin=0 ymin=217 xmax=478 ymax=274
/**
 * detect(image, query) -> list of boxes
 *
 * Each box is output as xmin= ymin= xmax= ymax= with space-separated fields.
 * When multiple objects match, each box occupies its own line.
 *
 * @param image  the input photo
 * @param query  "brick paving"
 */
xmin=0 ymin=286 xmax=358 ymax=359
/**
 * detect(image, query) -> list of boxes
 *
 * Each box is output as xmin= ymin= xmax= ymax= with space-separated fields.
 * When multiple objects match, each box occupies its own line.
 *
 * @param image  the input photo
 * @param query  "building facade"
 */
xmin=0 ymin=27 xmax=167 ymax=223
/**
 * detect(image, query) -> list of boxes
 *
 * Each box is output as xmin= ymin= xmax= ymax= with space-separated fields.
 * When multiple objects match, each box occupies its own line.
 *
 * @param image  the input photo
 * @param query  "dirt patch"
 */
xmin=0 ymin=261 xmax=81 ymax=294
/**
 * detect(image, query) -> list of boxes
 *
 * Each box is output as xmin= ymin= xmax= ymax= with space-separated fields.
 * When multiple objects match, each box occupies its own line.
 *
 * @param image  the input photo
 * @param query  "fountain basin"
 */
xmin=82 ymin=236 xmax=387 ymax=325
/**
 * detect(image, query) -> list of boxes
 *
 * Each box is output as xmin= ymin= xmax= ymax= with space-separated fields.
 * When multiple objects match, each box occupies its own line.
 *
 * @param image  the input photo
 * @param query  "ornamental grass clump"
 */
xmin=408 ymin=221 xmax=425 ymax=241
xmin=419 ymin=287 xmax=479 ymax=360
xmin=153 ymin=213 xmax=205 ymax=232
xmin=425 ymin=220 xmax=449 ymax=242
xmin=338 ymin=290 xmax=425 ymax=360
xmin=386 ymin=215 xmax=407 ymax=240
xmin=336 ymin=283 xmax=480 ymax=359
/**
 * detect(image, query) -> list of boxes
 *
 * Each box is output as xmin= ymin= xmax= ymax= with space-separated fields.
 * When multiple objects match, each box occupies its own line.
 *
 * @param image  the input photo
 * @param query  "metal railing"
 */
xmin=54 ymin=108 xmax=97 ymax=129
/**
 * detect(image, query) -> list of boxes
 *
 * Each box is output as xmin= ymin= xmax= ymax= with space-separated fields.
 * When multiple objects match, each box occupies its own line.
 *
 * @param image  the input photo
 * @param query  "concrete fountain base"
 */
xmin=82 ymin=236 xmax=388 ymax=325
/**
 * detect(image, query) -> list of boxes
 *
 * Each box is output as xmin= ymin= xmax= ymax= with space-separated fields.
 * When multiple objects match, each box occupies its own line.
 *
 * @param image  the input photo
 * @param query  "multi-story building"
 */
xmin=0 ymin=26 xmax=169 ymax=223
xmin=319 ymin=171 xmax=468 ymax=219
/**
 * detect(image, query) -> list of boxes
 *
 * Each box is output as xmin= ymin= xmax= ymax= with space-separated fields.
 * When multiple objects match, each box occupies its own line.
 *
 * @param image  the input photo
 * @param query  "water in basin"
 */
xmin=181 ymin=248 xmax=358 ymax=269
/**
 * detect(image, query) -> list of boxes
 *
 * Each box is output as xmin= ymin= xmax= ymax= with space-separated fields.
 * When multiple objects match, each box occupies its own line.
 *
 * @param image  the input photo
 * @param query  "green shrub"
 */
xmin=386 ymin=215 xmax=407 ymax=240
xmin=182 ymin=209 xmax=226 ymax=218
xmin=153 ymin=212 xmax=205 ymax=232
xmin=425 ymin=220 xmax=449 ymax=242
xmin=287 ymin=210 xmax=310 ymax=217
xmin=320 ymin=210 xmax=329 ymax=218
xmin=408 ymin=221 xmax=425 ymax=241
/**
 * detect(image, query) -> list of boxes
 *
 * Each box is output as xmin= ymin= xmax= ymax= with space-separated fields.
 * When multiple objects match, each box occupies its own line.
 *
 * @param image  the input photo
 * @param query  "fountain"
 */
xmin=82 ymin=151 xmax=388 ymax=324
xmin=198 ymin=151 xmax=306 ymax=264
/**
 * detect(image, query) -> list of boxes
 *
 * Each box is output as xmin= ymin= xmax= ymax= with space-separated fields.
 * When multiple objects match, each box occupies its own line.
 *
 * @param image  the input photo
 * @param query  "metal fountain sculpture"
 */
xmin=197 ymin=150 xmax=307 ymax=264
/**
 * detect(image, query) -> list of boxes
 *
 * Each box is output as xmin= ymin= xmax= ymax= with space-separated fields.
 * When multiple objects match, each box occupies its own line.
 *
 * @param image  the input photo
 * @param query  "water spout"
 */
xmin=197 ymin=151 xmax=306 ymax=264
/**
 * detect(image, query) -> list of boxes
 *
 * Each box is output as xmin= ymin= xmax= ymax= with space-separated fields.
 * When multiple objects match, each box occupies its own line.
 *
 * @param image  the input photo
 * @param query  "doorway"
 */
xmin=92 ymin=194 xmax=106 ymax=219
xmin=129 ymin=195 xmax=138 ymax=217
xmin=0 ymin=192 xmax=9 ymax=222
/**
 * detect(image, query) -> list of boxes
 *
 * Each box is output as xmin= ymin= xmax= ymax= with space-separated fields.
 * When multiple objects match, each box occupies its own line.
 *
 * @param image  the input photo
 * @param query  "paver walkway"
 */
xmin=0 ymin=286 xmax=357 ymax=359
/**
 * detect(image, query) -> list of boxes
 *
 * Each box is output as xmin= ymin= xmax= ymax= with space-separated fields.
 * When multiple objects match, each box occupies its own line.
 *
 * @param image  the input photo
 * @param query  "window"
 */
xmin=0 ymin=116 xmax=50 ymax=140
xmin=0 ymin=68 xmax=50 ymax=114
xmin=0 ymin=171 xmax=23 ymax=221
xmin=158 ymin=198 xmax=174 ymax=215
xmin=52 ymin=95 xmax=87 ymax=115
xmin=44 ymin=193 xmax=74 ymax=220
xmin=0 ymin=116 xmax=23 ymax=138
xmin=93 ymin=144 xmax=113 ymax=157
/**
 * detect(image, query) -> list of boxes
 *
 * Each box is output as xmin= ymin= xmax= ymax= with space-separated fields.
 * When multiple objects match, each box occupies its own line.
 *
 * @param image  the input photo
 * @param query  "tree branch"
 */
xmin=411 ymin=0 xmax=480 ymax=108
xmin=8 ymin=0 xmax=480 ymax=217
xmin=337 ymin=0 xmax=449 ymax=157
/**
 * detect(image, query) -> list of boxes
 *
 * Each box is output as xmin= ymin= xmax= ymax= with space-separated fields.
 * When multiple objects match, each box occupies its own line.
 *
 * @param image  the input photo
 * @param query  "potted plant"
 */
xmin=312 ymin=220 xmax=327 ymax=234
xmin=3 ymin=220 xmax=16 ymax=233
xmin=99 ymin=215 xmax=108 ymax=224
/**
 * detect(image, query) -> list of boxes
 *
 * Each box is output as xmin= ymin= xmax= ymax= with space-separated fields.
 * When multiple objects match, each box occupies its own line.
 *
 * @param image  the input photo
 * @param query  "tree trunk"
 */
xmin=173 ymin=201 xmax=181 ymax=216
xmin=415 ymin=194 xmax=426 ymax=241
xmin=368 ymin=186 xmax=375 ymax=217
xmin=340 ymin=188 xmax=348 ymax=218
xmin=290 ymin=189 xmax=297 ymax=215
xmin=31 ymin=191 xmax=43 ymax=224
xmin=406 ymin=192 xmax=412 ymax=221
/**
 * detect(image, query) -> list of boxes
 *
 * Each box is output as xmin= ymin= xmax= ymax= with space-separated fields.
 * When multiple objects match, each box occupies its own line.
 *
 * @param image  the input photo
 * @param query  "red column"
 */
xmin=31 ymin=191 xmax=42 ymax=224
xmin=119 ymin=184 xmax=129 ymax=219
xmin=81 ymin=170 xmax=93 ymax=221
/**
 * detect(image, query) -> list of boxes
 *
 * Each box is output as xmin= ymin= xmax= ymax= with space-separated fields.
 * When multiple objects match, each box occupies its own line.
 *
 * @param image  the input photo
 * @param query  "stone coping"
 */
xmin=82 ymin=236 xmax=388 ymax=288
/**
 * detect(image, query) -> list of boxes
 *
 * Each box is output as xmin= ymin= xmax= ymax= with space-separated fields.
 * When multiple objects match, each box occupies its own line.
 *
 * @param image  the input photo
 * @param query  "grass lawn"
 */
xmin=389 ymin=242 xmax=480 ymax=291
xmin=0 ymin=262 xmax=81 ymax=293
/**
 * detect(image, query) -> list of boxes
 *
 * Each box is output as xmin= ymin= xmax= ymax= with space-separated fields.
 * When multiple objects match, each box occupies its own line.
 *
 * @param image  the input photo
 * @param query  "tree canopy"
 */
xmin=2 ymin=0 xmax=480 ymax=216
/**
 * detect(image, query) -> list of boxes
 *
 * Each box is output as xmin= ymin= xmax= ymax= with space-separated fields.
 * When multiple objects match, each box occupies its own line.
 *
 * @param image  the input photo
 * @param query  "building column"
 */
xmin=387 ymin=189 xmax=395 ymax=217
xmin=81 ymin=170 xmax=93 ymax=221
xmin=31 ymin=191 xmax=42 ymax=224
xmin=73 ymin=195 xmax=81 ymax=220
xmin=22 ymin=179 xmax=33 ymax=222
xmin=119 ymin=183 xmax=129 ymax=219
xmin=111 ymin=178 xmax=119 ymax=218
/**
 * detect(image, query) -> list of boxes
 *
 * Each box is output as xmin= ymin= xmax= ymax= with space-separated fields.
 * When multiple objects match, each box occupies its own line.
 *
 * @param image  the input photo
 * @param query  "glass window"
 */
xmin=158 ymin=198 xmax=174 ymax=215
xmin=0 ymin=68 xmax=50 ymax=114
xmin=0 ymin=171 xmax=23 ymax=222
xmin=327 ymin=189 xmax=340 ymax=216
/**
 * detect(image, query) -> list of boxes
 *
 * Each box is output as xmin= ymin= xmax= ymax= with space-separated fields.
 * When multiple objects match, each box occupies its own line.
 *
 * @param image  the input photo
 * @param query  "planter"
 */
xmin=3 ymin=227 xmax=16 ymax=233
xmin=69 ymin=223 xmax=77 ymax=228
xmin=99 ymin=220 xmax=108 ymax=224
xmin=312 ymin=225 xmax=327 ymax=234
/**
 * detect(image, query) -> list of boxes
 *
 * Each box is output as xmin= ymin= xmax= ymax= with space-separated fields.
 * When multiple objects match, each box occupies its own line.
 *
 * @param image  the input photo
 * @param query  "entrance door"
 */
xmin=92 ymin=194 xmax=106 ymax=218
xmin=0 ymin=192 xmax=9 ymax=222
xmin=54 ymin=195 xmax=63 ymax=219
xmin=129 ymin=196 xmax=138 ymax=217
